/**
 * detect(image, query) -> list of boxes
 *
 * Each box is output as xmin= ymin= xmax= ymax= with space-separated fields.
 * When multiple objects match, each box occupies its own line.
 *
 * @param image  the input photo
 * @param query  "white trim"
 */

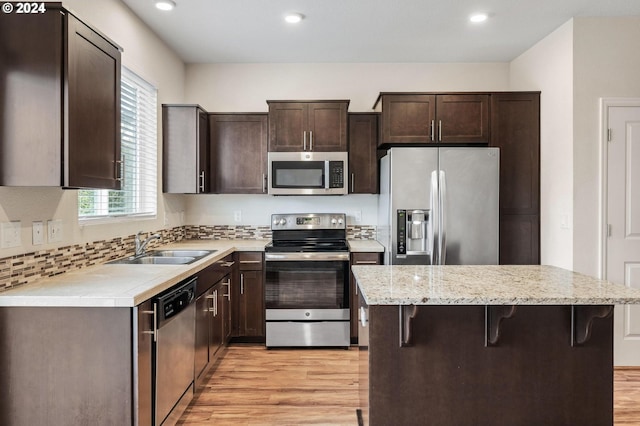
xmin=599 ymin=98 xmax=640 ymax=280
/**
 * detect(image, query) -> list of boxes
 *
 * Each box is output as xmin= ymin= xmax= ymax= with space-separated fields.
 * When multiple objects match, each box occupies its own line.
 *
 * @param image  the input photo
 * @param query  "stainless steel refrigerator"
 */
xmin=377 ymin=147 xmax=499 ymax=265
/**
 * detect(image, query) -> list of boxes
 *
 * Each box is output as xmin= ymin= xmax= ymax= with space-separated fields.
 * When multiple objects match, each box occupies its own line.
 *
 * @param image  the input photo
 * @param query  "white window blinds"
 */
xmin=78 ymin=67 xmax=158 ymax=220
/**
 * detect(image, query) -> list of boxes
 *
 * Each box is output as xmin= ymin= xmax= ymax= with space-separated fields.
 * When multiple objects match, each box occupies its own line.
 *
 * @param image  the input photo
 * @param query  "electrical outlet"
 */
xmin=354 ymin=210 xmax=362 ymax=222
xmin=234 ymin=210 xmax=242 ymax=222
xmin=47 ymin=219 xmax=63 ymax=243
xmin=32 ymin=221 xmax=44 ymax=245
xmin=1 ymin=221 xmax=22 ymax=248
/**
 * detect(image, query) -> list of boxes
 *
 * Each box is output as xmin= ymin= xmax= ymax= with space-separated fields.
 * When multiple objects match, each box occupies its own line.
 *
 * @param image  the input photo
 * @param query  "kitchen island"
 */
xmin=352 ymin=265 xmax=640 ymax=426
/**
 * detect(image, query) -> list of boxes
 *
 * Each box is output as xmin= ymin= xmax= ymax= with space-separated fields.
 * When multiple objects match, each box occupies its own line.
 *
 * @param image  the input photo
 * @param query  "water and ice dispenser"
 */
xmin=396 ymin=209 xmax=432 ymax=259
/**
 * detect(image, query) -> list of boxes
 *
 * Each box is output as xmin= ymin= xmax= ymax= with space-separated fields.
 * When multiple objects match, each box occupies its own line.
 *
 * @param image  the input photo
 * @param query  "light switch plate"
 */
xmin=354 ymin=210 xmax=362 ymax=222
xmin=234 ymin=210 xmax=242 ymax=222
xmin=47 ymin=219 xmax=63 ymax=243
xmin=1 ymin=221 xmax=22 ymax=248
xmin=32 ymin=221 xmax=44 ymax=245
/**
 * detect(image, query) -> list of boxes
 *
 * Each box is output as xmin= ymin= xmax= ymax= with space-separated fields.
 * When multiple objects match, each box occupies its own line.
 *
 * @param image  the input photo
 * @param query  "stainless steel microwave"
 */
xmin=267 ymin=152 xmax=348 ymax=195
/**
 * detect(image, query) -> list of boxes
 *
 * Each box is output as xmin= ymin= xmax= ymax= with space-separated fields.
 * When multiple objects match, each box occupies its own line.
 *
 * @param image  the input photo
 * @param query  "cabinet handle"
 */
xmin=223 ymin=280 xmax=231 ymax=300
xmin=303 ymin=131 xmax=307 ymax=151
xmin=310 ymin=131 xmax=313 ymax=151
xmin=142 ymin=306 xmax=157 ymax=342
xmin=240 ymin=260 xmax=262 ymax=264
xmin=262 ymin=173 xmax=267 ymax=193
xmin=218 ymin=260 xmax=235 ymax=268
xmin=115 ymin=157 xmax=124 ymax=182
xmin=207 ymin=291 xmax=217 ymax=315
xmin=438 ymin=120 xmax=442 ymax=142
xmin=360 ymin=306 xmax=367 ymax=327
xmin=351 ymin=173 xmax=355 ymax=193
xmin=240 ymin=273 xmax=244 ymax=295
xmin=430 ymin=120 xmax=435 ymax=141
xmin=356 ymin=261 xmax=379 ymax=264
xmin=199 ymin=170 xmax=206 ymax=192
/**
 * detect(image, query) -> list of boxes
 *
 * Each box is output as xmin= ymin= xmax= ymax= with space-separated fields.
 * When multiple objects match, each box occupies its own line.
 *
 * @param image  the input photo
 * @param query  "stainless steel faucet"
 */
xmin=135 ymin=231 xmax=161 ymax=256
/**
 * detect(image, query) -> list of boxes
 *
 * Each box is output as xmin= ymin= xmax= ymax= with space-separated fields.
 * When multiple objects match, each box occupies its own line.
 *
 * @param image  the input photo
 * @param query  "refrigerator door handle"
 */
xmin=430 ymin=170 xmax=439 ymax=265
xmin=439 ymin=170 xmax=447 ymax=265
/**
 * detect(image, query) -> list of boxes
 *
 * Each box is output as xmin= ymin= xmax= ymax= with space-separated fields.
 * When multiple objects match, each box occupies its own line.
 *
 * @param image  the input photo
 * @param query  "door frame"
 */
xmin=599 ymin=98 xmax=640 ymax=279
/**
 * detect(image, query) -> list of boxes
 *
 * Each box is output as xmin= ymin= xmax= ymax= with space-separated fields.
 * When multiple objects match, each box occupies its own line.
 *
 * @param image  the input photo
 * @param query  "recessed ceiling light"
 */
xmin=155 ymin=0 xmax=176 ymax=11
xmin=285 ymin=13 xmax=304 ymax=24
xmin=469 ymin=13 xmax=488 ymax=23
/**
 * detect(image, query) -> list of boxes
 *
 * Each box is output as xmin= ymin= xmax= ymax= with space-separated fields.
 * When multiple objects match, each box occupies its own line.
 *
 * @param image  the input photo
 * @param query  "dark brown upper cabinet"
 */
xmin=375 ymin=93 xmax=489 ymax=146
xmin=0 ymin=4 xmax=122 ymax=188
xmin=267 ymin=101 xmax=349 ymax=152
xmin=489 ymin=92 xmax=540 ymax=265
xmin=348 ymin=113 xmax=379 ymax=194
xmin=162 ymin=105 xmax=209 ymax=194
xmin=209 ymin=114 xmax=268 ymax=194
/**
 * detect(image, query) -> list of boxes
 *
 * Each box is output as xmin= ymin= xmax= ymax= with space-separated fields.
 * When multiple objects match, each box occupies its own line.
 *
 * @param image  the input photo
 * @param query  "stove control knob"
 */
xmin=331 ymin=218 xmax=338 ymax=225
xmin=272 ymin=219 xmax=279 ymax=226
xmin=279 ymin=218 xmax=287 ymax=226
xmin=338 ymin=218 xmax=344 ymax=225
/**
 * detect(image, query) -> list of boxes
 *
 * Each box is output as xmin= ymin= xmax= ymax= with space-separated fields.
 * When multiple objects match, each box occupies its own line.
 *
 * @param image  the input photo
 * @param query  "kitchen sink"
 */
xmin=107 ymin=249 xmax=216 ymax=265
xmin=149 ymin=250 xmax=215 ymax=258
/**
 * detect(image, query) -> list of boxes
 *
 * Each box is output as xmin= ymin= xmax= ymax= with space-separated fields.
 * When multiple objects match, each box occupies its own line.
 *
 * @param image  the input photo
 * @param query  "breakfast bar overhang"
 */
xmin=352 ymin=265 xmax=640 ymax=426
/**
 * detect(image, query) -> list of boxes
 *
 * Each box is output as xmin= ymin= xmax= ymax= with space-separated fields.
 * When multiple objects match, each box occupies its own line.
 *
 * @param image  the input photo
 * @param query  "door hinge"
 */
xmin=607 ymin=224 xmax=612 ymax=237
xmin=607 ymin=128 xmax=612 ymax=142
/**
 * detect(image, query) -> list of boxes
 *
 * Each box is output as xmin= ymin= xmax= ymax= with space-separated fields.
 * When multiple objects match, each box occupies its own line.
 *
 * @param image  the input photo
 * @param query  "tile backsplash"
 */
xmin=0 ymin=224 xmax=376 ymax=292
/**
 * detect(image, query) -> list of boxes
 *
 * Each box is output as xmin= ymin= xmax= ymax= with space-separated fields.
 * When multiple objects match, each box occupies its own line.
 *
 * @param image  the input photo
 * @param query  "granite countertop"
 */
xmin=352 ymin=264 xmax=640 ymax=305
xmin=347 ymin=240 xmax=384 ymax=253
xmin=0 ymin=239 xmax=269 ymax=308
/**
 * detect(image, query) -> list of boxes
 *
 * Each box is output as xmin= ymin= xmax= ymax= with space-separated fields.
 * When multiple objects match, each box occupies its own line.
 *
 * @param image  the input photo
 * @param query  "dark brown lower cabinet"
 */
xmin=359 ymin=300 xmax=613 ymax=426
xmin=0 ymin=305 xmax=147 ymax=425
xmin=194 ymin=255 xmax=233 ymax=388
xmin=232 ymin=252 xmax=265 ymax=340
xmin=350 ymin=252 xmax=381 ymax=342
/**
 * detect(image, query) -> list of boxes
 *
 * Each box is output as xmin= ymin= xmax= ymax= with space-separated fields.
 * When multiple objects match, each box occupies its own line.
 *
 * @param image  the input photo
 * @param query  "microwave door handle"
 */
xmin=324 ymin=160 xmax=330 ymax=189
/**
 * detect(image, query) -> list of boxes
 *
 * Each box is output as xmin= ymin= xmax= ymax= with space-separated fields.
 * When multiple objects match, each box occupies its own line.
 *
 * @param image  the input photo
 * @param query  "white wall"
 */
xmin=573 ymin=17 xmax=640 ymax=277
xmin=183 ymin=62 xmax=510 ymax=224
xmin=509 ymin=20 xmax=574 ymax=269
xmin=0 ymin=0 xmax=186 ymax=257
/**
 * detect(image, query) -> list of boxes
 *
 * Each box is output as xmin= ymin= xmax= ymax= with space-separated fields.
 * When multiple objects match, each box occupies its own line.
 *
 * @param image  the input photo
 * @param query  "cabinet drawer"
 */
xmin=351 ymin=252 xmax=381 ymax=265
xmin=238 ymin=252 xmax=263 ymax=270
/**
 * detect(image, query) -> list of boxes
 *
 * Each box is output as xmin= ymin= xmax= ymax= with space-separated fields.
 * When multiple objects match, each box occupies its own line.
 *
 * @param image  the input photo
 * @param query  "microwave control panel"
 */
xmin=328 ymin=161 xmax=344 ymax=188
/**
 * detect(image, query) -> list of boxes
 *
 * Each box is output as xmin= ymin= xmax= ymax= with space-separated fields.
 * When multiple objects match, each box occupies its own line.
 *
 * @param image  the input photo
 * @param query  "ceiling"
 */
xmin=121 ymin=0 xmax=640 ymax=63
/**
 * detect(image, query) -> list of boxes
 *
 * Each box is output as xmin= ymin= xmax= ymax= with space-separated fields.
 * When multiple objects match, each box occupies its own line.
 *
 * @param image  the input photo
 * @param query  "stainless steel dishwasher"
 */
xmin=153 ymin=277 xmax=197 ymax=426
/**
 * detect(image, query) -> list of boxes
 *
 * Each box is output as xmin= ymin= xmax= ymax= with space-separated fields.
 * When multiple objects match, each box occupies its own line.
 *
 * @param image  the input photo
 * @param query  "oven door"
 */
xmin=265 ymin=255 xmax=349 ymax=314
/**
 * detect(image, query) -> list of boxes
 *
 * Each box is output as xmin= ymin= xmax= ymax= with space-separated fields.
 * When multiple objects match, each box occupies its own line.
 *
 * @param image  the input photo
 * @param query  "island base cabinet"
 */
xmin=0 ymin=307 xmax=136 ymax=425
xmin=360 ymin=302 xmax=613 ymax=426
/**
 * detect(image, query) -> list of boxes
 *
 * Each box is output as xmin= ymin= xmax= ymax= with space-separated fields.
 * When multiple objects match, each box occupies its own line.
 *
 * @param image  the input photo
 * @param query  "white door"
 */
xmin=606 ymin=101 xmax=640 ymax=365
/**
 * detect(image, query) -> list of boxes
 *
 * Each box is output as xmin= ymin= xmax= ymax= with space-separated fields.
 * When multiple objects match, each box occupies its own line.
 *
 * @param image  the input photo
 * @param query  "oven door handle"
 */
xmin=265 ymin=252 xmax=349 ymax=261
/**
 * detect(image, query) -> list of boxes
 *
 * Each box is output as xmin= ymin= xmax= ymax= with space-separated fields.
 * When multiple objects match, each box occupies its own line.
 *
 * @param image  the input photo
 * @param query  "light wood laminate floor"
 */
xmin=179 ymin=345 xmax=640 ymax=425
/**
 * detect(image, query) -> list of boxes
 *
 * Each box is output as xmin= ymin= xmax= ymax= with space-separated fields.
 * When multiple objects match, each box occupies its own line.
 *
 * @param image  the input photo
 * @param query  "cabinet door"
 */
xmin=381 ymin=94 xmax=435 ymax=145
xmin=0 ymin=8 xmax=63 ymax=186
xmin=268 ymin=103 xmax=307 ymax=151
xmin=135 ymin=299 xmax=154 ymax=426
xmin=239 ymin=270 xmax=265 ymax=337
xmin=210 ymin=114 xmax=268 ymax=193
xmin=210 ymin=285 xmax=223 ymax=357
xmin=163 ymin=105 xmax=208 ymax=193
xmin=348 ymin=114 xmax=379 ymax=193
xmin=195 ymin=289 xmax=211 ymax=383
xmin=222 ymin=276 xmax=232 ymax=342
xmin=66 ymin=14 xmax=121 ymax=189
xmin=436 ymin=94 xmax=489 ymax=143
xmin=350 ymin=253 xmax=381 ymax=341
xmin=307 ymin=102 xmax=348 ymax=151
xmin=490 ymin=92 xmax=540 ymax=264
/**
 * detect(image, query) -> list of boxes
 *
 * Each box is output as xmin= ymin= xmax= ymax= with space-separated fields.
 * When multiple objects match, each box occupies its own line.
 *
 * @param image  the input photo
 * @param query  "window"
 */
xmin=78 ymin=67 xmax=157 ymax=220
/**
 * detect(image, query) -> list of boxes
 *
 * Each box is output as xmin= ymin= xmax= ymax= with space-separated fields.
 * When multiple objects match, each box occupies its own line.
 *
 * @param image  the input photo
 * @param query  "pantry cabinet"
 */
xmin=267 ymin=101 xmax=349 ymax=152
xmin=0 ymin=4 xmax=122 ymax=188
xmin=490 ymin=92 xmax=541 ymax=265
xmin=375 ymin=93 xmax=489 ymax=146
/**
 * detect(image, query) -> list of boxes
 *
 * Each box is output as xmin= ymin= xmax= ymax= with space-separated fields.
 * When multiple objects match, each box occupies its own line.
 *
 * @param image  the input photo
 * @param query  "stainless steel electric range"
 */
xmin=264 ymin=213 xmax=350 ymax=348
